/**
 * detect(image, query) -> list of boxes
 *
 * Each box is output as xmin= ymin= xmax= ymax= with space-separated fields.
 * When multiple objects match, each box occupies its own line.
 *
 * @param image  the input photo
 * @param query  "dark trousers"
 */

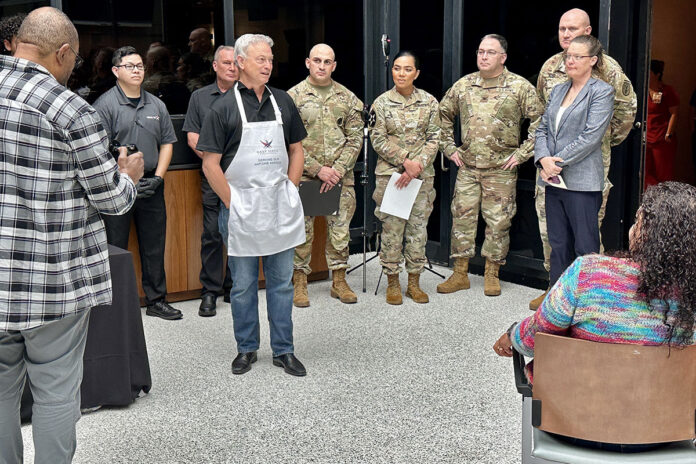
xmin=103 ymin=182 xmax=167 ymax=305
xmin=200 ymin=174 xmax=232 ymax=297
xmin=545 ymin=187 xmax=602 ymax=286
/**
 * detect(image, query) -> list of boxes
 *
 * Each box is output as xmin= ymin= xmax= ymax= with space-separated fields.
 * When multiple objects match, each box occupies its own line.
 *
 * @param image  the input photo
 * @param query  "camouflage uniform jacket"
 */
xmin=288 ymin=78 xmax=364 ymax=186
xmin=439 ymin=68 xmax=543 ymax=169
xmin=537 ymin=52 xmax=637 ymax=168
xmin=370 ymin=87 xmax=440 ymax=178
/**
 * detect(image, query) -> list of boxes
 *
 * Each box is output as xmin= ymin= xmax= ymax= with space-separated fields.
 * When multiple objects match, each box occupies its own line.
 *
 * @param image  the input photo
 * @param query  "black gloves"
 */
xmin=136 ymin=176 xmax=163 ymax=199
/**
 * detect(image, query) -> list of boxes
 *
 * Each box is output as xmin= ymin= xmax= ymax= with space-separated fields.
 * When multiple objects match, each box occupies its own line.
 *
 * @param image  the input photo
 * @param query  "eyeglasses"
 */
xmin=476 ymin=49 xmax=504 ymax=57
xmin=564 ymin=54 xmax=594 ymax=62
xmin=63 ymin=43 xmax=83 ymax=70
xmin=115 ymin=64 xmax=145 ymax=72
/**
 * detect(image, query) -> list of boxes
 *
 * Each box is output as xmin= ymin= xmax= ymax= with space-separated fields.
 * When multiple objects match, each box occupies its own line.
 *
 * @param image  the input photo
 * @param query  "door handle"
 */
xmin=634 ymin=121 xmax=642 ymax=129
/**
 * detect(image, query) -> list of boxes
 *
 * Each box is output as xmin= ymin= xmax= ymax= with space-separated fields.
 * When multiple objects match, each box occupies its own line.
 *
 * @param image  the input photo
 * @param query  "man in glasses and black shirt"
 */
xmin=93 ymin=45 xmax=180 ymax=320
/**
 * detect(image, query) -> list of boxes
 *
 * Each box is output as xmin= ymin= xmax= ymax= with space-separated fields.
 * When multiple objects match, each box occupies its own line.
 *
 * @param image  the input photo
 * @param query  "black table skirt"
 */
xmin=21 ymin=245 xmax=152 ymax=421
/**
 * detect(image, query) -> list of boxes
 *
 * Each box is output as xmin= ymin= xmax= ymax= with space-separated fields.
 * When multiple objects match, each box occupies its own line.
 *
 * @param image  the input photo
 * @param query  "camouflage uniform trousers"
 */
xmin=450 ymin=166 xmax=517 ymax=265
xmin=535 ymin=174 xmax=610 ymax=272
xmin=293 ymin=184 xmax=356 ymax=274
xmin=373 ymin=175 xmax=435 ymax=275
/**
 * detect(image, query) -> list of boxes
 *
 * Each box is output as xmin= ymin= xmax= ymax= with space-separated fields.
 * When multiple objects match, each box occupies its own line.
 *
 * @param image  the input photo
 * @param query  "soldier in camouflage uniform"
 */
xmin=438 ymin=34 xmax=543 ymax=297
xmin=287 ymin=44 xmax=364 ymax=307
xmin=529 ymin=8 xmax=637 ymax=310
xmin=370 ymin=51 xmax=440 ymax=305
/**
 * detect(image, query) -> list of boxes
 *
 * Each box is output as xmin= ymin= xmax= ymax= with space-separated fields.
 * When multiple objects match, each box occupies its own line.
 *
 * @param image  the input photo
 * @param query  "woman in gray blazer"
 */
xmin=534 ymin=35 xmax=615 ymax=287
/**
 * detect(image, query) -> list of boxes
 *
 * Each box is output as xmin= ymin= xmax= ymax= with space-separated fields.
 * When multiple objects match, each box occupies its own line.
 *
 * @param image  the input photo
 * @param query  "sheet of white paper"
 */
xmin=544 ymin=174 xmax=568 ymax=189
xmin=380 ymin=172 xmax=423 ymax=220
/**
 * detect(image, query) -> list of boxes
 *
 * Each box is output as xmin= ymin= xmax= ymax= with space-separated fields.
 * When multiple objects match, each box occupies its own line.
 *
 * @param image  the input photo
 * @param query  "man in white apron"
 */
xmin=198 ymin=34 xmax=308 ymax=376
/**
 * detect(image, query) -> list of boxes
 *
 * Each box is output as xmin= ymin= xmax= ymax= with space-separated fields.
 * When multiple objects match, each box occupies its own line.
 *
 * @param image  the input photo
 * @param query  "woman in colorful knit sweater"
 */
xmin=494 ymin=181 xmax=696 ymax=361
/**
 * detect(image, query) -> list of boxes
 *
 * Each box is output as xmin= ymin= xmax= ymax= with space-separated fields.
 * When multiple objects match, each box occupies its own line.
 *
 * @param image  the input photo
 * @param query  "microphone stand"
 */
xmin=346 ymin=106 xmax=379 ymax=292
xmin=346 ymin=35 xmax=392 ymax=292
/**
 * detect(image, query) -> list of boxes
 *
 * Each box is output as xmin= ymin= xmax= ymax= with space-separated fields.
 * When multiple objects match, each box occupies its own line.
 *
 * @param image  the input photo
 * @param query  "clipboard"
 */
xmin=298 ymin=179 xmax=342 ymax=216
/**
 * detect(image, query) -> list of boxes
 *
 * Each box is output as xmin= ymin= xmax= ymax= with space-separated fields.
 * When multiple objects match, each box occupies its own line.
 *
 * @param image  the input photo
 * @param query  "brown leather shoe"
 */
xmin=292 ymin=270 xmax=309 ymax=307
xmin=330 ymin=269 xmax=357 ymax=304
xmin=529 ymin=290 xmax=549 ymax=311
xmin=436 ymin=257 xmax=470 ymax=293
xmin=405 ymin=273 xmax=429 ymax=303
xmin=386 ymin=273 xmax=402 ymax=305
xmin=484 ymin=259 xmax=501 ymax=296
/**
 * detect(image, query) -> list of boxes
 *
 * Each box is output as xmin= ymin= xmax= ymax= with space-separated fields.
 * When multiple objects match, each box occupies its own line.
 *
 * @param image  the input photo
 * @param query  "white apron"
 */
xmin=224 ymin=83 xmax=305 ymax=256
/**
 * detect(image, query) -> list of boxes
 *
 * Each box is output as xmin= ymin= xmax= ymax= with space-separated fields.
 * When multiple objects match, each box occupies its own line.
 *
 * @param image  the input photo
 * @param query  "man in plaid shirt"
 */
xmin=0 ymin=7 xmax=143 ymax=462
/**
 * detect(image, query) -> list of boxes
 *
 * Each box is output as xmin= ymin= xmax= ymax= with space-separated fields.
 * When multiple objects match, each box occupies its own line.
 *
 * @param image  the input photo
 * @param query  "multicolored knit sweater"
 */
xmin=511 ymin=254 xmax=694 ymax=359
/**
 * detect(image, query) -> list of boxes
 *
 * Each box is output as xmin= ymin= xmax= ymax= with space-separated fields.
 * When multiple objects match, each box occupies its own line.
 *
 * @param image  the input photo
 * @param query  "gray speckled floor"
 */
xmin=21 ymin=255 xmax=538 ymax=464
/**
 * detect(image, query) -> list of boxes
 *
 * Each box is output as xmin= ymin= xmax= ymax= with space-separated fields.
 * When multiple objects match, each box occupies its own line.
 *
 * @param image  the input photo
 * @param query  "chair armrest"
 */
xmin=513 ymin=348 xmax=533 ymax=397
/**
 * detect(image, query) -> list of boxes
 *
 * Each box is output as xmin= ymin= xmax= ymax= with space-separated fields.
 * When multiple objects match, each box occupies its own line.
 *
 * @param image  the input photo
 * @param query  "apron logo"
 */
xmin=260 ymin=139 xmax=273 ymax=148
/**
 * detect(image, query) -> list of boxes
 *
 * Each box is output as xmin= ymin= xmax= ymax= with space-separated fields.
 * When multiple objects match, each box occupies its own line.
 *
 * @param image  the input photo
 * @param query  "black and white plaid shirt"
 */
xmin=0 ymin=56 xmax=137 ymax=331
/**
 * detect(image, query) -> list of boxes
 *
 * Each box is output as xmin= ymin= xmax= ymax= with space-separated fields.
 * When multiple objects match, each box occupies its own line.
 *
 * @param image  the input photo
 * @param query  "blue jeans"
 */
xmin=219 ymin=205 xmax=295 ymax=356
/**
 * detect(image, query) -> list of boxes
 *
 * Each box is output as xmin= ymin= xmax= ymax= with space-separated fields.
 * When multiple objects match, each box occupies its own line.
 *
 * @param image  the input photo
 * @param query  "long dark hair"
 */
xmin=630 ymin=182 xmax=696 ymax=346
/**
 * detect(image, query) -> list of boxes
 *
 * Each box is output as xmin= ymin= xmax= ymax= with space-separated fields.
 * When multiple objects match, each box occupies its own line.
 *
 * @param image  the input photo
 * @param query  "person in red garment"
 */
xmin=645 ymin=59 xmax=679 ymax=188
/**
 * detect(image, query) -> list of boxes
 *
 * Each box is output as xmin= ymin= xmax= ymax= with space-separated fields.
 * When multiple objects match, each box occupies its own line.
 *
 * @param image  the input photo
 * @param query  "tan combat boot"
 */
xmin=436 ymin=258 xmax=470 ymax=293
xmin=484 ymin=259 xmax=501 ymax=296
xmin=386 ymin=274 xmax=402 ymax=305
xmin=529 ymin=290 xmax=549 ymax=311
xmin=292 ymin=270 xmax=309 ymax=307
xmin=330 ymin=269 xmax=357 ymax=304
xmin=405 ymin=273 xmax=429 ymax=303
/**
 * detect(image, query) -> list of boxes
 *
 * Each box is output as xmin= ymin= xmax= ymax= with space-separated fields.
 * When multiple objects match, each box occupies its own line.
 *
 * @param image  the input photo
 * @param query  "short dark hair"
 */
xmin=650 ymin=59 xmax=665 ymax=81
xmin=112 ymin=46 xmax=139 ymax=66
xmin=0 ymin=13 xmax=26 ymax=42
xmin=393 ymin=50 xmax=419 ymax=69
xmin=481 ymin=34 xmax=508 ymax=53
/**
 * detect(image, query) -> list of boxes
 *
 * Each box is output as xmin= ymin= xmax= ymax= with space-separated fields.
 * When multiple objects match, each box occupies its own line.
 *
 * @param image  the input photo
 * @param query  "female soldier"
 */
xmin=370 ymin=50 xmax=441 ymax=305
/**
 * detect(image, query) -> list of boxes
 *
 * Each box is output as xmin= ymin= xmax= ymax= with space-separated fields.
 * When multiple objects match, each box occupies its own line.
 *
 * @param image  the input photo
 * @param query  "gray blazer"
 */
xmin=534 ymin=78 xmax=614 ymax=191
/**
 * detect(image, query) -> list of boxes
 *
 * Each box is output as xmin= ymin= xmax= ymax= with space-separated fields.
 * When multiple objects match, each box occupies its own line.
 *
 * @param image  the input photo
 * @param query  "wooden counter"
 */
xmin=127 ymin=169 xmax=329 ymax=302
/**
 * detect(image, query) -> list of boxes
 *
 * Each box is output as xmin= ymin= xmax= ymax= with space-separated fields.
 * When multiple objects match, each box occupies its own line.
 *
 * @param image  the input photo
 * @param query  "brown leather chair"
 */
xmin=513 ymin=333 xmax=696 ymax=463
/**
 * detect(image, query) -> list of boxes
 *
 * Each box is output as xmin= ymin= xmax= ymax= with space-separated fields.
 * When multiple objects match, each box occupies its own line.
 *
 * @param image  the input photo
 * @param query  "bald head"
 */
xmin=309 ymin=43 xmax=335 ymax=61
xmin=306 ymin=43 xmax=336 ymax=86
xmin=17 ymin=7 xmax=77 ymax=56
xmin=189 ymin=27 xmax=212 ymax=55
xmin=558 ymin=8 xmax=592 ymax=50
xmin=561 ymin=8 xmax=591 ymax=27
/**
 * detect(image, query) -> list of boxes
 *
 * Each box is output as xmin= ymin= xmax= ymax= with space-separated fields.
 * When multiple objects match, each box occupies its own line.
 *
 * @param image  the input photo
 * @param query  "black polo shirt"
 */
xmin=93 ymin=84 xmax=176 ymax=172
xmin=182 ymin=82 xmax=227 ymax=134
xmin=196 ymin=81 xmax=307 ymax=171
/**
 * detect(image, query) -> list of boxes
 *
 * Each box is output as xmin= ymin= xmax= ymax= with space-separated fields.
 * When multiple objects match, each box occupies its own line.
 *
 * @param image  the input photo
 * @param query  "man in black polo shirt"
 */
xmin=183 ymin=45 xmax=237 ymax=317
xmin=94 ymin=46 xmax=181 ymax=320
xmin=198 ymin=34 xmax=308 ymax=376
